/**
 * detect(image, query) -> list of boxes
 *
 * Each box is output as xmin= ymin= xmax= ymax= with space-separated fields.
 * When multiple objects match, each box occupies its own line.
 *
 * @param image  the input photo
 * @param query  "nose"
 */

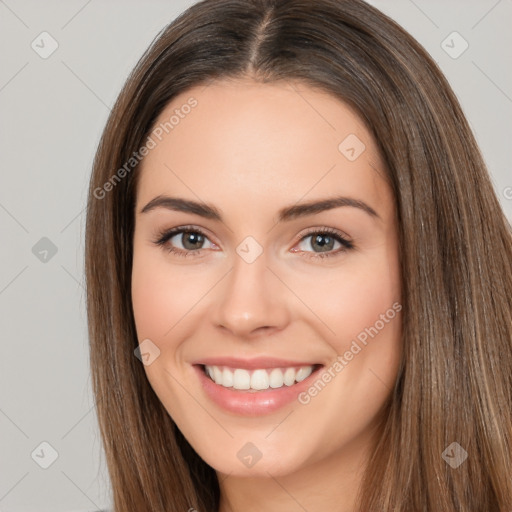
xmin=212 ymin=249 xmax=291 ymax=338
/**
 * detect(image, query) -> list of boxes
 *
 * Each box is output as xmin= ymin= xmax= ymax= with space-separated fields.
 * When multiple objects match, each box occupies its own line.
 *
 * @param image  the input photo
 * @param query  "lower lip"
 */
xmin=193 ymin=364 xmax=323 ymax=416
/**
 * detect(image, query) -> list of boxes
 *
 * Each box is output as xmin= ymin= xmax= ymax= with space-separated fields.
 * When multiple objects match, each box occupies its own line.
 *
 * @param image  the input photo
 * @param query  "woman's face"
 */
xmin=131 ymin=78 xmax=402 ymax=478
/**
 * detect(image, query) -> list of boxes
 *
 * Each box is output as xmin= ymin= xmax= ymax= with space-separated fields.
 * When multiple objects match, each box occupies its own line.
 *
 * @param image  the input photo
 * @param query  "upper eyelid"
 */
xmin=156 ymin=225 xmax=216 ymax=244
xmin=156 ymin=225 xmax=352 ymax=248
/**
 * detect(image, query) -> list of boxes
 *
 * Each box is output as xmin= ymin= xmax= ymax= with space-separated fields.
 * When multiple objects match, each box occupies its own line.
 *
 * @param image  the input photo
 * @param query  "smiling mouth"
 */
xmin=201 ymin=364 xmax=323 ymax=392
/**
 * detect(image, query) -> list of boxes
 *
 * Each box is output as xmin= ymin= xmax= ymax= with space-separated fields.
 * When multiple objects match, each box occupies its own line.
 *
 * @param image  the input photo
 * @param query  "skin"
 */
xmin=131 ymin=77 xmax=402 ymax=512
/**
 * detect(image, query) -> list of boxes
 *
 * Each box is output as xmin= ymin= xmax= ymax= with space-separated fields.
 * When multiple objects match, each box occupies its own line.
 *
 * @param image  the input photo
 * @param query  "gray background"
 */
xmin=0 ymin=1 xmax=510 ymax=511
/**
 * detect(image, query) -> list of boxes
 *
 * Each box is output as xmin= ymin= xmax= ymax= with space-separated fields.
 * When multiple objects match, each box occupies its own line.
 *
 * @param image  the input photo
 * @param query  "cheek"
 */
xmin=132 ymin=268 xmax=175 ymax=338
xmin=287 ymin=260 xmax=402 ymax=460
xmin=291 ymin=248 xmax=402 ymax=406
xmin=131 ymin=249 xmax=196 ymax=406
xmin=131 ymin=247 xmax=200 ymax=338
xmin=292 ymin=250 xmax=401 ymax=347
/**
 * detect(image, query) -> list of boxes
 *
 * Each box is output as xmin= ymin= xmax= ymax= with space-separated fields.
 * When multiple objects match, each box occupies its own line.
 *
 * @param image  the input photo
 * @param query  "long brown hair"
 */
xmin=85 ymin=0 xmax=512 ymax=510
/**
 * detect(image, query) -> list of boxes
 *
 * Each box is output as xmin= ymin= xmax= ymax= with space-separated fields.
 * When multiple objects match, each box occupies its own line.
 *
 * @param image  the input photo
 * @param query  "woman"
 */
xmin=85 ymin=0 xmax=512 ymax=510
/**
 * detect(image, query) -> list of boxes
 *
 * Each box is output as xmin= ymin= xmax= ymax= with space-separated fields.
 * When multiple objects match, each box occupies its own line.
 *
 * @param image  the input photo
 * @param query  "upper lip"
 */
xmin=192 ymin=356 xmax=322 ymax=370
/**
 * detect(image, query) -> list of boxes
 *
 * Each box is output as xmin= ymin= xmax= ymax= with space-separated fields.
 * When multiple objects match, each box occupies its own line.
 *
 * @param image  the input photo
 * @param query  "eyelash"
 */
xmin=152 ymin=225 xmax=354 ymax=260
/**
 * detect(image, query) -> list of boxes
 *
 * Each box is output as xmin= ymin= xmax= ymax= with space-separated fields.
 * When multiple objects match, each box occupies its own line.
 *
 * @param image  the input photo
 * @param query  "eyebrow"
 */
xmin=139 ymin=194 xmax=380 ymax=222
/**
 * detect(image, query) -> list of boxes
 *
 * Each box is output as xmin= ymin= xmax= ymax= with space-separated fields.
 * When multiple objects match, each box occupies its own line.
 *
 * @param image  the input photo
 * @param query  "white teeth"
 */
xmin=269 ymin=368 xmax=284 ymax=388
xmin=251 ymin=369 xmax=269 ymax=390
xmin=283 ymin=367 xmax=296 ymax=386
xmin=213 ymin=366 xmax=223 ymax=385
xmin=222 ymin=367 xmax=234 ymax=387
xmin=204 ymin=365 xmax=315 ymax=390
xmin=296 ymin=366 xmax=313 ymax=382
xmin=233 ymin=369 xmax=250 ymax=390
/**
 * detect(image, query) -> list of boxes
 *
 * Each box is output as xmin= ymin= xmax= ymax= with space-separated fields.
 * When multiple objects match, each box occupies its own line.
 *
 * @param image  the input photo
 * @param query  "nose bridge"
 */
xmin=213 ymin=242 xmax=290 ymax=336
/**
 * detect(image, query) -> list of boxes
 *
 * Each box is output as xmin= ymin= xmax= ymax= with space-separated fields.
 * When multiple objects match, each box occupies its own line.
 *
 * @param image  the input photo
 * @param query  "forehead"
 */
xmin=136 ymin=78 xmax=390 ymax=218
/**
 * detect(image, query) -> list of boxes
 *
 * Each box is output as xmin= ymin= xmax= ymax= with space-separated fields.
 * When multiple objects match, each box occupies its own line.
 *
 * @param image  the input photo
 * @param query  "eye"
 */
xmin=293 ymin=228 xmax=354 ymax=260
xmin=153 ymin=225 xmax=354 ymax=260
xmin=153 ymin=225 xmax=216 ymax=258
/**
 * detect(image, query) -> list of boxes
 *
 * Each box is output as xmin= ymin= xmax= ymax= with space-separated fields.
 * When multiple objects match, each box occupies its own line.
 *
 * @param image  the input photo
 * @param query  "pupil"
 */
xmin=183 ymin=232 xmax=204 ymax=250
xmin=313 ymin=234 xmax=334 ymax=252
